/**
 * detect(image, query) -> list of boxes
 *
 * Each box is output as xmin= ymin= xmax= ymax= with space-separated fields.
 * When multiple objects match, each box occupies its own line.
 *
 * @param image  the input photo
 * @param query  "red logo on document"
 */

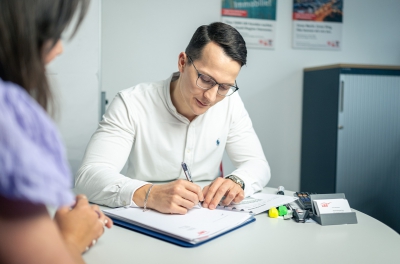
xmin=321 ymin=202 xmax=331 ymax=207
xmin=198 ymin=230 xmax=207 ymax=235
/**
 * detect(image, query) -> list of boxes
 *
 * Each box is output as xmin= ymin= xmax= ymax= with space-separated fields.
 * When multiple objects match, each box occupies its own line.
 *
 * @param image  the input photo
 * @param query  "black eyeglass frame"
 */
xmin=187 ymin=56 xmax=239 ymax=97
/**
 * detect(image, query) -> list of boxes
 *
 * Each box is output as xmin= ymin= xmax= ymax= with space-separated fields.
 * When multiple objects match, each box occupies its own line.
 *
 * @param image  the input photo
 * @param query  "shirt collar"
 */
xmin=163 ymin=72 xmax=189 ymax=123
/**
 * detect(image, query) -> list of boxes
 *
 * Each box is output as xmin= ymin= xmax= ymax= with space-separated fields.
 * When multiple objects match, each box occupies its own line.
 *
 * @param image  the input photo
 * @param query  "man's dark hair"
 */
xmin=185 ymin=22 xmax=247 ymax=66
xmin=0 ymin=0 xmax=89 ymax=112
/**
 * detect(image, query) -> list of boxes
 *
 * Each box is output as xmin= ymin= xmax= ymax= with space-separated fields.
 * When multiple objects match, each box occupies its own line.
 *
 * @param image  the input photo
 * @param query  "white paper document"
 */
xmin=313 ymin=199 xmax=352 ymax=215
xmin=103 ymin=207 xmax=253 ymax=244
xmin=217 ymin=193 xmax=298 ymax=215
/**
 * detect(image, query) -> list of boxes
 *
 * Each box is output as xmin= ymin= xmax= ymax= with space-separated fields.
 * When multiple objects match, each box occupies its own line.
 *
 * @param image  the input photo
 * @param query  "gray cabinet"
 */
xmin=300 ymin=64 xmax=400 ymax=233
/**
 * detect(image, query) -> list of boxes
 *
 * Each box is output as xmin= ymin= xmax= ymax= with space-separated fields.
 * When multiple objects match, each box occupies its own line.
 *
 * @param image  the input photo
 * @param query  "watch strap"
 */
xmin=226 ymin=175 xmax=245 ymax=190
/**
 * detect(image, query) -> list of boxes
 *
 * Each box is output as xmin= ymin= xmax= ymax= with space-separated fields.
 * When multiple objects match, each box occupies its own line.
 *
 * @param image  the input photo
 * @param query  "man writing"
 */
xmin=75 ymin=22 xmax=270 ymax=214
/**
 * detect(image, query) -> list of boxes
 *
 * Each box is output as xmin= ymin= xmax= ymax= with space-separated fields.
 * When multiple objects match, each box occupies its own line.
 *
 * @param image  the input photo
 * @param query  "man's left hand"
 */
xmin=202 ymin=177 xmax=244 ymax=210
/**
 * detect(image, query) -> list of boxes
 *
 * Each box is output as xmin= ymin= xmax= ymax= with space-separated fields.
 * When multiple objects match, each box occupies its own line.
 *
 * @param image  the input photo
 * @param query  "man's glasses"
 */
xmin=188 ymin=56 xmax=239 ymax=97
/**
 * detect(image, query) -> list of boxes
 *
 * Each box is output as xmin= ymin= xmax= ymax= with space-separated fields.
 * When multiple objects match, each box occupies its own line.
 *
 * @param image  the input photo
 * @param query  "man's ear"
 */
xmin=178 ymin=52 xmax=186 ymax=73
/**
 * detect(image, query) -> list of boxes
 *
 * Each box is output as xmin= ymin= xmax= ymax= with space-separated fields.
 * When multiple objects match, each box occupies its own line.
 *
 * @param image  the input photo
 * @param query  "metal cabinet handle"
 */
xmin=339 ymin=81 xmax=344 ymax=112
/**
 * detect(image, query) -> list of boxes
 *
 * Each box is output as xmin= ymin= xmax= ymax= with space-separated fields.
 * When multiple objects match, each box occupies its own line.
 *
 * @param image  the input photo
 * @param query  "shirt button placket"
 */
xmin=185 ymin=123 xmax=195 ymax=169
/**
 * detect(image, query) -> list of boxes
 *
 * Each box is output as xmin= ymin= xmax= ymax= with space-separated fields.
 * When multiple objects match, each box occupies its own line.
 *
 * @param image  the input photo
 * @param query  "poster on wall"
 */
xmin=221 ymin=0 xmax=277 ymax=49
xmin=292 ymin=0 xmax=343 ymax=50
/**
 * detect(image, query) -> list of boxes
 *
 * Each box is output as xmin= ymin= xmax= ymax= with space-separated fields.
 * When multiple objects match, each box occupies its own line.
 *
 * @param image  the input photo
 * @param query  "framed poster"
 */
xmin=292 ymin=0 xmax=343 ymax=50
xmin=221 ymin=0 xmax=277 ymax=49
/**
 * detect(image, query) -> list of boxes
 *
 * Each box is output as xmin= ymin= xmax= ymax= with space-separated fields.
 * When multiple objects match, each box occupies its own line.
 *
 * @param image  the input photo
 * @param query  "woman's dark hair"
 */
xmin=0 ymin=0 xmax=90 ymax=112
xmin=185 ymin=22 xmax=247 ymax=66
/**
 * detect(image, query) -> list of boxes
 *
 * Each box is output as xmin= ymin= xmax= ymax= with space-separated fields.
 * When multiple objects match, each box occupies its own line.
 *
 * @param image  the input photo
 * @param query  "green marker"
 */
xmin=278 ymin=205 xmax=288 ymax=216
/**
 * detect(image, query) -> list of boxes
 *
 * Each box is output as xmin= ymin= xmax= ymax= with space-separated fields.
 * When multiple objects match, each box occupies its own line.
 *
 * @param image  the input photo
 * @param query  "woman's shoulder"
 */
xmin=0 ymin=78 xmax=51 ymax=127
xmin=0 ymin=79 xmax=74 ymax=207
xmin=0 ymin=79 xmax=57 ymax=148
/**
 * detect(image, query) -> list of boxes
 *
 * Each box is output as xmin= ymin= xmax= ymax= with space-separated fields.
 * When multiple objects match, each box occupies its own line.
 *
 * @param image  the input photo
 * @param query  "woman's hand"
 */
xmin=54 ymin=195 xmax=113 ymax=254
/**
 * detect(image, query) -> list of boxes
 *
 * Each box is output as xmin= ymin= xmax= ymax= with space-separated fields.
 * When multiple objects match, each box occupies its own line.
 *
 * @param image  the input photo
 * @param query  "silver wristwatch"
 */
xmin=226 ymin=175 xmax=245 ymax=190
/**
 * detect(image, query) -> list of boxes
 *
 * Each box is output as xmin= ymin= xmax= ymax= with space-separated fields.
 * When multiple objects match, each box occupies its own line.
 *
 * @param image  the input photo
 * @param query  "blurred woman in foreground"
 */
xmin=0 ymin=0 xmax=112 ymax=263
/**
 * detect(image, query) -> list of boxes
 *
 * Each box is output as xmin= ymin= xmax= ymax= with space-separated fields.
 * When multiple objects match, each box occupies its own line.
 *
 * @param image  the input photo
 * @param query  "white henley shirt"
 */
xmin=75 ymin=72 xmax=270 ymax=207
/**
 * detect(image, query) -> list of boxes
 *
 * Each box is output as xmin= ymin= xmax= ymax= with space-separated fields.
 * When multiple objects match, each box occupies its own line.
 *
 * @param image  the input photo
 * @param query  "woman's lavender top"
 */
xmin=0 ymin=79 xmax=74 ymax=207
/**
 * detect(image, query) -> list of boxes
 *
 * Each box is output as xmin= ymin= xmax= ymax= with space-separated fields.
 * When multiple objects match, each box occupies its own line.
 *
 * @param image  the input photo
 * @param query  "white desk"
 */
xmin=83 ymin=183 xmax=400 ymax=264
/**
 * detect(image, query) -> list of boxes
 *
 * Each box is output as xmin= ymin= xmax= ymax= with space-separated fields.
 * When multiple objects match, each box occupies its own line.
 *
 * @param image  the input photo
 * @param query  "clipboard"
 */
xmin=110 ymin=216 xmax=256 ymax=248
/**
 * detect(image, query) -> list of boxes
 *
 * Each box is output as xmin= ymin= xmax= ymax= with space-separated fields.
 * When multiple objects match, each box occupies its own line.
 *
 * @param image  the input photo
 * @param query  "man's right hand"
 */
xmin=133 ymin=180 xmax=204 ymax=214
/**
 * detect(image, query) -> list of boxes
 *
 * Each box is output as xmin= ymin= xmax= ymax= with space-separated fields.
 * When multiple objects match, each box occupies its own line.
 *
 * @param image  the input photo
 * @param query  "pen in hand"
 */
xmin=181 ymin=162 xmax=202 ymax=208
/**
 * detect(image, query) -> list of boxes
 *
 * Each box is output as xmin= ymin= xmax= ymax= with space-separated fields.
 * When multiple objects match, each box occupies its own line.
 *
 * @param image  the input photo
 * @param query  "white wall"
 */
xmin=101 ymin=0 xmax=400 ymax=191
xmin=48 ymin=1 xmax=101 ymax=175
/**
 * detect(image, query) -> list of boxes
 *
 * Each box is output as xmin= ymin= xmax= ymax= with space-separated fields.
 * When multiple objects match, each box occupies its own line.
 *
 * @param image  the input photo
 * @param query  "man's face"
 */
xmin=178 ymin=42 xmax=241 ymax=118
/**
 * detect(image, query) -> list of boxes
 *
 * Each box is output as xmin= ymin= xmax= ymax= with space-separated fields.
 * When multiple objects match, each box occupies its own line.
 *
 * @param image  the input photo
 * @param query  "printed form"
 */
xmin=217 ymin=193 xmax=298 ymax=215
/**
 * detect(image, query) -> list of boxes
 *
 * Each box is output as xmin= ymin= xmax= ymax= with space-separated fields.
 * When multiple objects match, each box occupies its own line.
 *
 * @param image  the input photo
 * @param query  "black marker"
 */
xmin=277 ymin=186 xmax=285 ymax=195
xmin=276 ymin=186 xmax=294 ymax=220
